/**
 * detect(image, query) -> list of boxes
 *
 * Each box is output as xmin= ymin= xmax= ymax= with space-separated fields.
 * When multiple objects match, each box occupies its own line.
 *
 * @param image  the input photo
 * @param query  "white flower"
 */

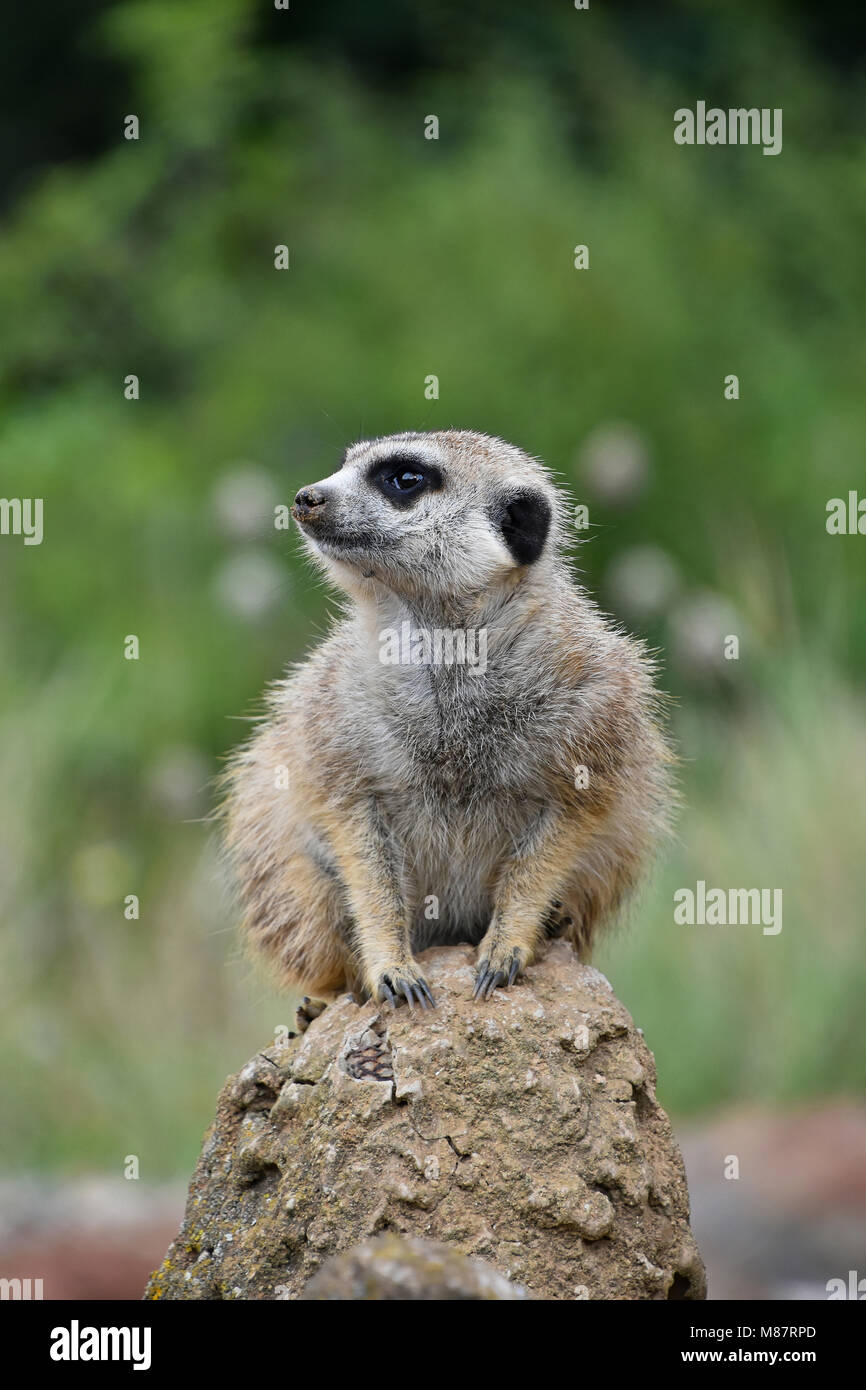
xmin=212 ymin=550 xmax=287 ymax=620
xmin=577 ymin=423 xmax=649 ymax=506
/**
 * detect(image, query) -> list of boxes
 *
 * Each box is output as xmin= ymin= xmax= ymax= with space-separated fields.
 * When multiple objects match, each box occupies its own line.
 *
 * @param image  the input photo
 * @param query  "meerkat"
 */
xmin=222 ymin=430 xmax=673 ymax=1018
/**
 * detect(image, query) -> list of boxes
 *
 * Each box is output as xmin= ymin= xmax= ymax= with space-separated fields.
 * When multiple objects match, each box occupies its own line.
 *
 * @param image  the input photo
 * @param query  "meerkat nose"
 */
xmin=292 ymin=486 xmax=328 ymax=521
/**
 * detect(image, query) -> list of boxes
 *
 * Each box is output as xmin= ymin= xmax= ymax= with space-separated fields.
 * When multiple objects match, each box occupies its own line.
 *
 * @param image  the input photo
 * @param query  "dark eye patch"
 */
xmin=368 ymin=453 xmax=443 ymax=508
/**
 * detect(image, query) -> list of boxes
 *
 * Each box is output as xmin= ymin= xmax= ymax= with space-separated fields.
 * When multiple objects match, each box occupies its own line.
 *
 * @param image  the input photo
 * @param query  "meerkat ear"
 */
xmin=496 ymin=489 xmax=552 ymax=565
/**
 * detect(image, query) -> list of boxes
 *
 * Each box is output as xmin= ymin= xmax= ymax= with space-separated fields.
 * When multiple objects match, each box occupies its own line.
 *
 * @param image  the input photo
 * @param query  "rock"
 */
xmin=300 ymin=1234 xmax=530 ymax=1299
xmin=144 ymin=942 xmax=705 ymax=1301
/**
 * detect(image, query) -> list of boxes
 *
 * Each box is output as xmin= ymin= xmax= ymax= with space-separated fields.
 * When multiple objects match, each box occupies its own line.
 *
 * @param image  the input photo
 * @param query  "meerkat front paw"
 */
xmin=375 ymin=963 xmax=436 ymax=1012
xmin=473 ymin=943 xmax=526 ymax=1000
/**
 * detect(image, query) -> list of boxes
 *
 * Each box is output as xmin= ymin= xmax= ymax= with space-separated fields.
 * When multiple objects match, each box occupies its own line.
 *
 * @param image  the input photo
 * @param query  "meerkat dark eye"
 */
xmin=369 ymin=455 xmax=443 ymax=508
xmin=392 ymin=469 xmax=425 ymax=493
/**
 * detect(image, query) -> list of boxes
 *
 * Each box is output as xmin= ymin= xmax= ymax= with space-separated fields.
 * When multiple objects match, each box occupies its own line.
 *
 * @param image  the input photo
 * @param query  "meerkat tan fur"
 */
xmin=222 ymin=430 xmax=673 ymax=1012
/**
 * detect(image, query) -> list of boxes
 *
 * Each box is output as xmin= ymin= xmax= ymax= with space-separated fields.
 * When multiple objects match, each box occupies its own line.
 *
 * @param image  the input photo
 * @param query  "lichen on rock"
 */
xmin=144 ymin=942 xmax=706 ymax=1301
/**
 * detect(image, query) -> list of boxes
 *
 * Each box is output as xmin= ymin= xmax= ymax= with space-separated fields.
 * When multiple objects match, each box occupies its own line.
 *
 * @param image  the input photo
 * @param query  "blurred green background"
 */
xmin=1 ymin=0 xmax=865 ymax=1180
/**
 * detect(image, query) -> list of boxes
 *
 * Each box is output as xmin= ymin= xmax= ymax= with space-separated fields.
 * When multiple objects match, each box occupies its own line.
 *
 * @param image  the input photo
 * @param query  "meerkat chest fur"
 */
xmin=358 ymin=596 xmax=563 ymax=805
xmin=316 ymin=580 xmax=585 ymax=942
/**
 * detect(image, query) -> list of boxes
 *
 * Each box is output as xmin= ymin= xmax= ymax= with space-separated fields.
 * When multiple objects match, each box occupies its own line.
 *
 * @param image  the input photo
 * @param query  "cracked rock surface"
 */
xmin=144 ymin=942 xmax=706 ymax=1300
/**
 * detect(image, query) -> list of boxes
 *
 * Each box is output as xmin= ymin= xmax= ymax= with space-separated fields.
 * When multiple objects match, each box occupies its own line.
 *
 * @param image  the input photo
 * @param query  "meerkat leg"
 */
xmin=327 ymin=800 xmax=435 ymax=1010
xmin=227 ymin=815 xmax=358 ymax=998
xmin=474 ymin=811 xmax=579 ymax=999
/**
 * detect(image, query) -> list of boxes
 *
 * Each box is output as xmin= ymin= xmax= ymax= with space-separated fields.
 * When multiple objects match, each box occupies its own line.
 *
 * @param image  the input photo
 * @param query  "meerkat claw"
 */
xmin=486 ymin=969 xmax=507 ymax=998
xmin=379 ymin=978 xmax=398 ymax=1010
xmin=407 ymin=975 xmax=434 ymax=1009
xmin=473 ymin=961 xmax=504 ymax=999
xmin=475 ymin=952 xmax=522 ymax=999
xmin=377 ymin=972 xmax=435 ymax=1011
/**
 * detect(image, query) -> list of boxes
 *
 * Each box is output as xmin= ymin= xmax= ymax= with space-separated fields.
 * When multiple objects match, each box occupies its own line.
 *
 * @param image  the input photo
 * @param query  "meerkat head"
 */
xmin=291 ymin=430 xmax=563 ymax=606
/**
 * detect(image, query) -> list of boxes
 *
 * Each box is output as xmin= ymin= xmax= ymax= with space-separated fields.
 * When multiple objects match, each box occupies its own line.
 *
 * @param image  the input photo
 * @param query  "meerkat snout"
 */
xmin=292 ymin=486 xmax=329 ymax=521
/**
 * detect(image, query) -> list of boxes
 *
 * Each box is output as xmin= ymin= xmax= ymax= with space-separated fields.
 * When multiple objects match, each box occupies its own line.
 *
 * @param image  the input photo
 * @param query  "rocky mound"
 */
xmin=145 ymin=942 xmax=705 ymax=1300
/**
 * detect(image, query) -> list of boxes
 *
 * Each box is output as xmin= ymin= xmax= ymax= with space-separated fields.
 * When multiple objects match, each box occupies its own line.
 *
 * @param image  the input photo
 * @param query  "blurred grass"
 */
xmin=601 ymin=654 xmax=866 ymax=1114
xmin=0 ymin=0 xmax=864 ymax=1174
